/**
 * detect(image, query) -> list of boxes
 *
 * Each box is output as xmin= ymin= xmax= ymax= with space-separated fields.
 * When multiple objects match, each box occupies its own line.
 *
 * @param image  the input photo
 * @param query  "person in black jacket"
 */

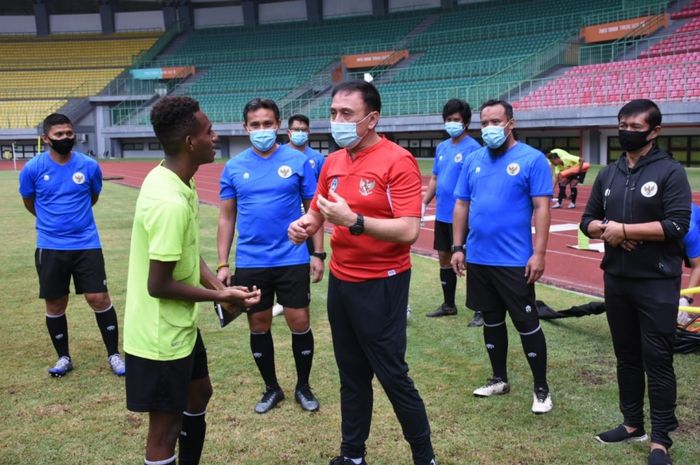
xmin=580 ymin=99 xmax=690 ymax=465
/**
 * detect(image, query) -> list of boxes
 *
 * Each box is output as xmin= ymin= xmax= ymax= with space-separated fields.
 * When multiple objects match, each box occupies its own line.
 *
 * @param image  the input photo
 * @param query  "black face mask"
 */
xmin=48 ymin=137 xmax=75 ymax=156
xmin=619 ymin=129 xmax=654 ymax=152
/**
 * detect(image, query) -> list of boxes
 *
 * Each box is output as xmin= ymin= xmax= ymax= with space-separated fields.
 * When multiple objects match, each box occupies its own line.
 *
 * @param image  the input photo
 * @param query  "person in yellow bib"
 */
xmin=546 ymin=148 xmax=590 ymax=209
xmin=124 ymin=96 xmax=260 ymax=465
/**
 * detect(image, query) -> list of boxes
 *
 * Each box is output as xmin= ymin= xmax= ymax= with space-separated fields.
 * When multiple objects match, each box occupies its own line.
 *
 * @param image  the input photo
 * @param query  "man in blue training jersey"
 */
xmin=680 ymin=203 xmax=700 ymax=325
xmin=217 ymin=98 xmax=325 ymax=414
xmin=422 ymin=99 xmax=482 ymax=325
xmin=286 ymin=113 xmax=325 ymax=181
xmin=19 ymin=113 xmax=125 ymax=378
xmin=451 ymin=99 xmax=554 ymax=414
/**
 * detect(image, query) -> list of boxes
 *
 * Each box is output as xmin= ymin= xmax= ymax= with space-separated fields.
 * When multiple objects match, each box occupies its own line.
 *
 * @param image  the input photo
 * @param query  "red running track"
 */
xmin=5 ymin=159 xmax=699 ymax=297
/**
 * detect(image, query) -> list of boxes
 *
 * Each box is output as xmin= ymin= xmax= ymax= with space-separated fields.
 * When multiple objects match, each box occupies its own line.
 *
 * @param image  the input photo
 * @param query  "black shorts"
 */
xmin=466 ymin=263 xmax=539 ymax=322
xmin=125 ymin=330 xmax=209 ymax=413
xmin=563 ymin=171 xmax=587 ymax=183
xmin=433 ymin=220 xmax=454 ymax=252
xmin=34 ymin=248 xmax=108 ymax=299
xmin=234 ymin=264 xmax=310 ymax=313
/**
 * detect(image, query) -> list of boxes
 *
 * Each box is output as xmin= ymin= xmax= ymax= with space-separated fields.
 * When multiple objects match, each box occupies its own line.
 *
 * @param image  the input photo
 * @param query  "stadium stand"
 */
xmin=0 ymin=32 xmax=159 ymax=128
xmin=112 ymin=0 xmax=668 ymax=124
xmin=516 ymin=11 xmax=700 ymax=110
xmin=671 ymin=0 xmax=700 ymax=19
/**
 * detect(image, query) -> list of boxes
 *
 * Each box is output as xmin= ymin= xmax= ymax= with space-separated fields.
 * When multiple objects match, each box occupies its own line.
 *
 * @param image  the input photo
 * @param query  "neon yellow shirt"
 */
xmin=550 ymin=149 xmax=581 ymax=174
xmin=124 ymin=164 xmax=201 ymax=361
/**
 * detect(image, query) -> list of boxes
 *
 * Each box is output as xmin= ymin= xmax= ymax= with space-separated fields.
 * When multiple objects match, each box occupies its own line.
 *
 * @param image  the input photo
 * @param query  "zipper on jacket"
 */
xmin=621 ymin=171 xmax=631 ymax=271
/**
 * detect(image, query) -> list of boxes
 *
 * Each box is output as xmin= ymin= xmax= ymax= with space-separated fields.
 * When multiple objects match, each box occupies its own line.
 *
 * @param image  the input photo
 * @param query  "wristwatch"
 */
xmin=311 ymin=251 xmax=327 ymax=260
xmin=451 ymin=244 xmax=465 ymax=254
xmin=349 ymin=214 xmax=365 ymax=235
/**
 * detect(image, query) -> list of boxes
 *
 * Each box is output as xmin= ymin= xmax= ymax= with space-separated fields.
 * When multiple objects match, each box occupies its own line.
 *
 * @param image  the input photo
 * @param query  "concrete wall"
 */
xmin=259 ymin=1 xmax=307 ymax=24
xmin=389 ymin=0 xmax=441 ymax=12
xmin=323 ymin=0 xmax=372 ymax=18
xmin=114 ymin=11 xmax=165 ymax=31
xmin=194 ymin=6 xmax=244 ymax=28
xmin=49 ymin=14 xmax=101 ymax=33
xmin=0 ymin=15 xmax=37 ymax=34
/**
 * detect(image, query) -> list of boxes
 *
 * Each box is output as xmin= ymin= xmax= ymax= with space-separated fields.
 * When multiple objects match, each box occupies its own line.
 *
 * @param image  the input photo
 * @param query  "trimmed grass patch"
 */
xmin=1 ymin=171 xmax=698 ymax=465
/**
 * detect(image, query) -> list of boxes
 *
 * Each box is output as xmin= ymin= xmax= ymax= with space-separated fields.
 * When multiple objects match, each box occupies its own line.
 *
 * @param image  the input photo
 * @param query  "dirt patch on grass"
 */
xmin=36 ymin=403 xmax=70 ymax=417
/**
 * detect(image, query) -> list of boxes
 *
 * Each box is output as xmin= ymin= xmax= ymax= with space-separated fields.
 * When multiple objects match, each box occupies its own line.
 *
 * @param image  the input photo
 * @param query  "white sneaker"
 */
xmin=566 ymin=202 xmax=576 ymax=209
xmin=48 ymin=355 xmax=73 ymax=377
xmin=473 ymin=378 xmax=510 ymax=397
xmin=272 ymin=303 xmax=284 ymax=317
xmin=551 ymin=203 xmax=561 ymax=209
xmin=532 ymin=388 xmax=552 ymax=414
xmin=108 ymin=353 xmax=126 ymax=376
xmin=406 ymin=304 xmax=412 ymax=321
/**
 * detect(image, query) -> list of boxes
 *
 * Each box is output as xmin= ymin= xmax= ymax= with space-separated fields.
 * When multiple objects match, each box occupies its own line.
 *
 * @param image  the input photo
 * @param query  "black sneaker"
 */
xmin=295 ymin=384 xmax=320 ymax=412
xmin=648 ymin=449 xmax=673 ymax=465
xmin=425 ymin=304 xmax=457 ymax=317
xmin=467 ymin=311 xmax=484 ymax=327
xmin=595 ymin=424 xmax=648 ymax=444
xmin=328 ymin=456 xmax=368 ymax=465
xmin=254 ymin=386 xmax=284 ymax=414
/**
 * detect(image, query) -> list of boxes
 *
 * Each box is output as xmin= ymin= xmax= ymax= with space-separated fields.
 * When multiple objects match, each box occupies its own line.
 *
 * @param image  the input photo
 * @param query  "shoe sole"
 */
xmin=594 ymin=434 xmax=648 ymax=444
xmin=295 ymin=399 xmax=320 ymax=412
xmin=255 ymin=395 xmax=285 ymax=414
xmin=532 ymin=407 xmax=552 ymax=415
xmin=49 ymin=367 xmax=73 ymax=378
xmin=473 ymin=386 xmax=510 ymax=397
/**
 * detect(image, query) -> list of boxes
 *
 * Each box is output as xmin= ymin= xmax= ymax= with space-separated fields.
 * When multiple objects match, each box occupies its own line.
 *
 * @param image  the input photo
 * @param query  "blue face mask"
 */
xmin=444 ymin=121 xmax=464 ymax=138
xmin=249 ymin=129 xmax=277 ymax=152
xmin=481 ymin=122 xmax=510 ymax=149
xmin=290 ymin=130 xmax=308 ymax=146
xmin=330 ymin=113 xmax=372 ymax=149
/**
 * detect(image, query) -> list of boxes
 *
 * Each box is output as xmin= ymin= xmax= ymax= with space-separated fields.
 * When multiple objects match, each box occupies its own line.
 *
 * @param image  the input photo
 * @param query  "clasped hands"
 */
xmin=598 ymin=220 xmax=639 ymax=252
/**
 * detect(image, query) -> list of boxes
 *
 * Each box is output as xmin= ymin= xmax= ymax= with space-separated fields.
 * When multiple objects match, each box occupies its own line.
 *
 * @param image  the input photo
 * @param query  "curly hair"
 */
xmin=150 ymin=96 xmax=200 ymax=156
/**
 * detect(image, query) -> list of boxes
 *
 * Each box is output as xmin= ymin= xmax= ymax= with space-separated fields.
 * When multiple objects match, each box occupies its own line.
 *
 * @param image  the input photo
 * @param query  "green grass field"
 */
xmin=417 ymin=159 xmax=700 ymax=192
xmin=0 ymin=170 xmax=698 ymax=465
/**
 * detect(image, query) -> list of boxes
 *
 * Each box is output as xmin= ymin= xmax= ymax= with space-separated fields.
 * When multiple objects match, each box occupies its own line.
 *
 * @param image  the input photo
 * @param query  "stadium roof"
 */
xmin=0 ymin=1 xmax=291 ymax=16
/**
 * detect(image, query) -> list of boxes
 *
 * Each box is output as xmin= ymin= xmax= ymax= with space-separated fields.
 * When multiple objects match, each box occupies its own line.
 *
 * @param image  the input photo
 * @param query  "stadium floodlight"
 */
xmin=364 ymin=73 xmax=374 ymax=83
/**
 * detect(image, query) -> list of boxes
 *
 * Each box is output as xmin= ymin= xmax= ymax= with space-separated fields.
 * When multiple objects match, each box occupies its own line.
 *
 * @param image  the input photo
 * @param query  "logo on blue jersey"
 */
xmin=278 ymin=165 xmax=292 ymax=178
xmin=243 ymin=172 xmax=250 ymax=180
xmin=506 ymin=163 xmax=520 ymax=176
xmin=330 ymin=177 xmax=339 ymax=192
xmin=43 ymin=174 xmax=50 ymax=181
xmin=359 ymin=178 xmax=376 ymax=197
xmin=72 ymin=171 xmax=85 ymax=184
xmin=309 ymin=159 xmax=316 ymax=168
xmin=454 ymin=153 xmax=463 ymax=163
xmin=475 ymin=166 xmax=481 ymax=173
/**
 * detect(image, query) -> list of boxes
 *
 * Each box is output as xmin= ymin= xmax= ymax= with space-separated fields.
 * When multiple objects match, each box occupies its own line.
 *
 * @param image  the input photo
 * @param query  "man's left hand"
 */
xmin=600 ymin=220 xmax=626 ymax=247
xmin=316 ymin=191 xmax=356 ymax=226
xmin=310 ymin=256 xmax=325 ymax=283
xmin=525 ymin=253 xmax=545 ymax=284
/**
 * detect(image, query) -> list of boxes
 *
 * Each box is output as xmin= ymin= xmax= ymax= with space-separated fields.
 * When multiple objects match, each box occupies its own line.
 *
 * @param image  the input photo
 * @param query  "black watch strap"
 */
xmin=311 ymin=251 xmax=327 ymax=260
xmin=349 ymin=214 xmax=365 ymax=235
xmin=451 ymin=245 xmax=465 ymax=254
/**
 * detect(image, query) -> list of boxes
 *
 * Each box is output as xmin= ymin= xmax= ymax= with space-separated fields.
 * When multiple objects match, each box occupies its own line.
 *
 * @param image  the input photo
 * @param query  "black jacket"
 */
xmin=581 ymin=145 xmax=691 ymax=279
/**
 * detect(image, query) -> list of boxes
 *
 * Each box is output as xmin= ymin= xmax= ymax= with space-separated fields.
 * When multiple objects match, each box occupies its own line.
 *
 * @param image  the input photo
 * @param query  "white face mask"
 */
xmin=249 ymin=128 xmax=277 ymax=152
xmin=444 ymin=121 xmax=464 ymax=138
xmin=330 ymin=113 xmax=372 ymax=149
